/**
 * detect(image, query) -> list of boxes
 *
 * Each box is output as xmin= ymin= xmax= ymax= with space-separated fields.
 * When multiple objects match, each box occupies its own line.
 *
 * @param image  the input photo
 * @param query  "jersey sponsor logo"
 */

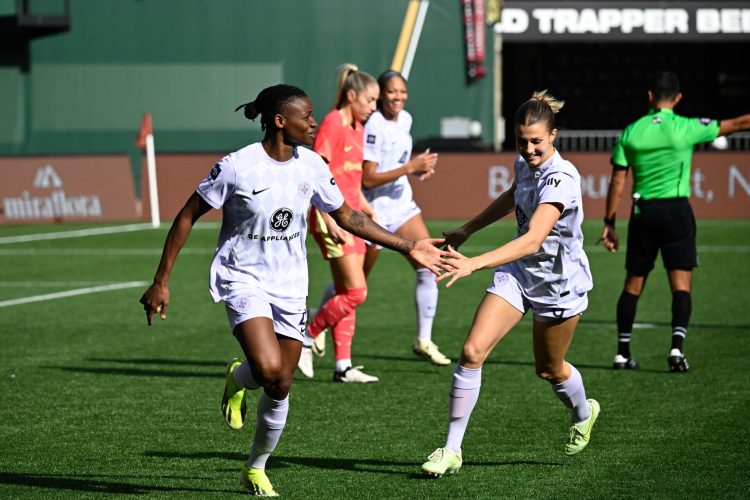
xmin=297 ymin=181 xmax=312 ymax=199
xmin=252 ymin=187 xmax=269 ymax=195
xmin=344 ymin=145 xmax=353 ymax=152
xmin=270 ymin=208 xmax=293 ymax=232
xmin=544 ymin=177 xmax=562 ymax=187
xmin=210 ymin=164 xmax=221 ymax=180
xmin=398 ymin=151 xmax=408 ymax=164
xmin=515 ymin=204 xmax=527 ymax=227
xmin=366 ymin=134 xmax=376 ymax=144
xmin=699 ymin=117 xmax=712 ymax=125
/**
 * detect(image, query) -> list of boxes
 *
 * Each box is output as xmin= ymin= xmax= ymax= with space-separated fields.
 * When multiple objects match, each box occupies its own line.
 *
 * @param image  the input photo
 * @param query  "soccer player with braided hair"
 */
xmin=139 ymin=83 xmax=449 ymax=495
xmin=421 ymin=91 xmax=599 ymax=477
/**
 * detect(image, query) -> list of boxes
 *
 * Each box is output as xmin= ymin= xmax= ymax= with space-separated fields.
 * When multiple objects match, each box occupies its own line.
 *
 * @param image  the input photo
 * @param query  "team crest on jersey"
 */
xmin=210 ymin=164 xmax=221 ymax=180
xmin=297 ymin=181 xmax=312 ymax=199
xmin=398 ymin=151 xmax=408 ymax=164
xmin=270 ymin=208 xmax=293 ymax=232
xmin=515 ymin=205 xmax=527 ymax=227
xmin=366 ymin=134 xmax=376 ymax=144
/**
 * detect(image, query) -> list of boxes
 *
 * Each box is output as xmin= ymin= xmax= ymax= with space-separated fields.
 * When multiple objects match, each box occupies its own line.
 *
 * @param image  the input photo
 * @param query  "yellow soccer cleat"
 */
xmin=239 ymin=466 xmax=279 ymax=497
xmin=421 ymin=447 xmax=463 ymax=477
xmin=565 ymin=399 xmax=600 ymax=456
xmin=413 ymin=338 xmax=451 ymax=366
xmin=221 ymin=358 xmax=246 ymax=430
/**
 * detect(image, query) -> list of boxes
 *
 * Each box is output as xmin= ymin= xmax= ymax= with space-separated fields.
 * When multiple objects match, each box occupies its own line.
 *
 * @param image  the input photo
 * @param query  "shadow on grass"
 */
xmin=143 ymin=451 xmax=561 ymax=476
xmin=0 ymin=471 xmax=237 ymax=495
xmin=42 ymin=366 xmax=220 ymax=378
xmin=87 ymin=357 xmax=226 ymax=367
xmin=582 ymin=318 xmax=750 ymax=330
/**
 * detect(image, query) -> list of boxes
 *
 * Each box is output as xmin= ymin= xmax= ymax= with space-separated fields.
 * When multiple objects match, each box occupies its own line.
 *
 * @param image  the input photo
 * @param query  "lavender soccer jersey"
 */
xmin=362 ymin=110 xmax=417 ymax=226
xmin=500 ymin=151 xmax=593 ymax=303
xmin=197 ymin=143 xmax=344 ymax=306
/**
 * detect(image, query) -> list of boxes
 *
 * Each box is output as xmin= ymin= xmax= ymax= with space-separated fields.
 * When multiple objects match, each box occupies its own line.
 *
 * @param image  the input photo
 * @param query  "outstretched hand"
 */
xmin=139 ymin=282 xmax=169 ymax=326
xmin=408 ymin=238 xmax=452 ymax=276
xmin=441 ymin=227 xmax=470 ymax=250
xmin=436 ymin=245 xmax=476 ymax=288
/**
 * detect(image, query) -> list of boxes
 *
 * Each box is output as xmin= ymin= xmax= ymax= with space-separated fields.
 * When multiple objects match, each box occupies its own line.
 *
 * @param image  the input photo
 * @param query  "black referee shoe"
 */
xmin=612 ymin=354 xmax=639 ymax=370
xmin=668 ymin=349 xmax=689 ymax=373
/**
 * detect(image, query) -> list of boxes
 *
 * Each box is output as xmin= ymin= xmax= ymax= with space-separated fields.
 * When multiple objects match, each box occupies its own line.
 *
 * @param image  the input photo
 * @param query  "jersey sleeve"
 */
xmin=363 ymin=118 xmax=383 ymax=164
xmin=683 ymin=117 xmax=720 ymax=146
xmin=310 ymin=156 xmax=345 ymax=213
xmin=610 ymin=135 xmax=629 ymax=169
xmin=196 ymin=156 xmax=235 ymax=209
xmin=538 ymin=170 xmax=577 ymax=210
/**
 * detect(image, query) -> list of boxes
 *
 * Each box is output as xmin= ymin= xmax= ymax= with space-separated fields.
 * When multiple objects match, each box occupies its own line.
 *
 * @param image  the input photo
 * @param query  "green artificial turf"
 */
xmin=1 ymin=219 xmax=748 ymax=498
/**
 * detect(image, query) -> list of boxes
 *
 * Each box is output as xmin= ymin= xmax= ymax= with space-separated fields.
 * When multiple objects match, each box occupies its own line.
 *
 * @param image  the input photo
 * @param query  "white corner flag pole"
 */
xmin=145 ymin=133 xmax=160 ymax=228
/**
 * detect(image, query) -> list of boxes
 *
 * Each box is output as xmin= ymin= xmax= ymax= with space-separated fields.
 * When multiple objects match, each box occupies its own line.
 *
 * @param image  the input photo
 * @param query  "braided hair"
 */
xmin=235 ymin=84 xmax=308 ymax=134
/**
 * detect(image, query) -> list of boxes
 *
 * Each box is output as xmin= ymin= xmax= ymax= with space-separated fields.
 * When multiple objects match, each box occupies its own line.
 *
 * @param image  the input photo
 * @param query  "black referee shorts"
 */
xmin=625 ymin=197 xmax=697 ymax=276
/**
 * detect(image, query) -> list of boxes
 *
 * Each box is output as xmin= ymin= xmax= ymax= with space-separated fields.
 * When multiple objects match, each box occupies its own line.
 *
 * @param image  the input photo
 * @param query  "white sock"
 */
xmin=247 ymin=393 xmax=289 ymax=469
xmin=233 ymin=360 xmax=261 ymax=390
xmin=415 ymin=268 xmax=438 ymax=340
xmin=335 ymin=359 xmax=352 ymax=372
xmin=551 ymin=363 xmax=590 ymax=424
xmin=445 ymin=364 xmax=481 ymax=454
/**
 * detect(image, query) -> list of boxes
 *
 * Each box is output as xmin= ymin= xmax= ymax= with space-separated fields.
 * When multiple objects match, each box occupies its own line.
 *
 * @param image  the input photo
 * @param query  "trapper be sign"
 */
xmin=494 ymin=5 xmax=750 ymax=40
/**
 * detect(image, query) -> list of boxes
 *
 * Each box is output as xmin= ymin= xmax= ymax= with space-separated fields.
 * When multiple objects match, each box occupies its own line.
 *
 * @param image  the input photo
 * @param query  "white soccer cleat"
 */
xmin=413 ymin=338 xmax=451 ymax=366
xmin=312 ymin=330 xmax=327 ymax=357
xmin=297 ymin=346 xmax=314 ymax=378
xmin=333 ymin=365 xmax=379 ymax=383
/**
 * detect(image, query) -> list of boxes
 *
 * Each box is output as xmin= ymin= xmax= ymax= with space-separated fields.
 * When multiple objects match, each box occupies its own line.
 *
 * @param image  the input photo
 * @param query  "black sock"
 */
xmin=671 ymin=291 xmax=691 ymax=352
xmin=617 ymin=291 xmax=639 ymax=358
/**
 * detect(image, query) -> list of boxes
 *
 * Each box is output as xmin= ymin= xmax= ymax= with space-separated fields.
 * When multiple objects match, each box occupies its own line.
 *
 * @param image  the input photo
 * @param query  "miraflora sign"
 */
xmin=494 ymin=2 xmax=750 ymax=41
xmin=0 ymin=156 xmax=138 ymax=224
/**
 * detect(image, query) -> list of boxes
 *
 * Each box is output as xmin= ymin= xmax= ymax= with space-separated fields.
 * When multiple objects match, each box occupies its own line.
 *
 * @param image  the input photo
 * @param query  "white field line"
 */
xmin=0 ymin=222 xmax=221 ymax=245
xmin=0 ymin=281 xmax=149 ymax=308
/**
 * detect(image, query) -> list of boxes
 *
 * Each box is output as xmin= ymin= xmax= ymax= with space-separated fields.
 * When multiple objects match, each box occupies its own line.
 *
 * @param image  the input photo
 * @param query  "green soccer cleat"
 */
xmin=239 ymin=466 xmax=278 ymax=497
xmin=221 ymin=358 xmax=246 ymax=430
xmin=565 ymin=398 xmax=600 ymax=456
xmin=421 ymin=447 xmax=463 ymax=477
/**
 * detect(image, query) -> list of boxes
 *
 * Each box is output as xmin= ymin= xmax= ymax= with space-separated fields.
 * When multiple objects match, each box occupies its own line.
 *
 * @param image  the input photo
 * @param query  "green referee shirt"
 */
xmin=611 ymin=108 xmax=720 ymax=200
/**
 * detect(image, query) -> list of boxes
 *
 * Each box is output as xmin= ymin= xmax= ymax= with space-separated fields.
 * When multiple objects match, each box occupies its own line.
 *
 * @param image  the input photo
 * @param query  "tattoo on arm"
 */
xmin=346 ymin=210 xmax=412 ymax=254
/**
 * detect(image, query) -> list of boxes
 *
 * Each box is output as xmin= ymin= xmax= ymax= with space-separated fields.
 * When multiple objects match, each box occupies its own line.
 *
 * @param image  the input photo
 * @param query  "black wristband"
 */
xmin=603 ymin=216 xmax=615 ymax=227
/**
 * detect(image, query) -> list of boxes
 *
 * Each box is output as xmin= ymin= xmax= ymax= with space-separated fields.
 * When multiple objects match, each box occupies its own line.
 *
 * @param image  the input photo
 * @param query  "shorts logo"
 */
xmin=495 ymin=273 xmax=509 ymax=287
xmin=270 ymin=208 xmax=293 ymax=232
xmin=210 ymin=164 xmax=221 ymax=180
xmin=515 ymin=205 xmax=527 ymax=228
xmin=699 ymin=117 xmax=712 ymax=126
xmin=366 ymin=134 xmax=376 ymax=144
xmin=297 ymin=181 xmax=312 ymax=199
xmin=398 ymin=151 xmax=408 ymax=164
xmin=235 ymin=297 xmax=249 ymax=312
xmin=329 ymin=177 xmax=336 ymax=186
xmin=651 ymin=117 xmax=662 ymax=124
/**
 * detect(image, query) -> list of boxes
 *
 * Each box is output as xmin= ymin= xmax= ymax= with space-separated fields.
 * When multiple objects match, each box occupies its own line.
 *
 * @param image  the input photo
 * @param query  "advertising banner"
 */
xmin=494 ymin=2 xmax=750 ymax=42
xmin=144 ymin=152 xmax=750 ymax=224
xmin=0 ymin=156 xmax=137 ymax=224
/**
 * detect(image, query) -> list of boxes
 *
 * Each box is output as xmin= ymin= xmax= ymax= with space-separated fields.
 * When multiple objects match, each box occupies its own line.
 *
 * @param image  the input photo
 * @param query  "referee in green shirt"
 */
xmin=601 ymin=71 xmax=750 ymax=372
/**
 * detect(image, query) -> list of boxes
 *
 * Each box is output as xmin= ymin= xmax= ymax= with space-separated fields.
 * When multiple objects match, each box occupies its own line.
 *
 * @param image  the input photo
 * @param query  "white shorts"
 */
xmin=486 ymin=269 xmax=588 ymax=322
xmin=366 ymin=201 xmax=422 ymax=249
xmin=225 ymin=294 xmax=307 ymax=343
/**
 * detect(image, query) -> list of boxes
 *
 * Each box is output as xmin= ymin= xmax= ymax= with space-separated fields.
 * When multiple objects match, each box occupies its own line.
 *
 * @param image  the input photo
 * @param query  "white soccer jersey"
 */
xmin=197 ymin=143 xmax=344 ymax=306
xmin=500 ymin=151 xmax=593 ymax=303
xmin=362 ymin=110 xmax=419 ymax=226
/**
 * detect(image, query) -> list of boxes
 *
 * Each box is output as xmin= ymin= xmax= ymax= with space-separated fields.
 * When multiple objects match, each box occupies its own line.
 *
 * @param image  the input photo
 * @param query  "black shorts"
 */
xmin=625 ymin=197 xmax=697 ymax=276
